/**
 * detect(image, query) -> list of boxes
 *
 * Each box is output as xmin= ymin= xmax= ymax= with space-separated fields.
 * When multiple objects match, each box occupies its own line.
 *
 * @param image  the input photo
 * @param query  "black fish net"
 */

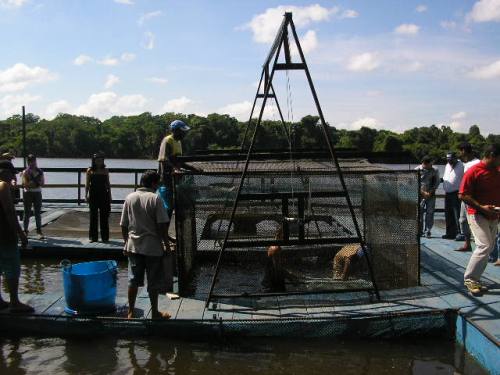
xmin=173 ymin=161 xmax=419 ymax=300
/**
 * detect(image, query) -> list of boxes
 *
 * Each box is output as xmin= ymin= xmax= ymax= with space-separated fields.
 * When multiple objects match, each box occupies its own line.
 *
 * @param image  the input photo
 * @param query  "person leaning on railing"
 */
xmin=85 ymin=152 xmax=112 ymax=243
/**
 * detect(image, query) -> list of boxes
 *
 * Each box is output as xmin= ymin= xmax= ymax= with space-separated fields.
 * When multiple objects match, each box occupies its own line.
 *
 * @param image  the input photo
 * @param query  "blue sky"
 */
xmin=0 ymin=0 xmax=499 ymax=135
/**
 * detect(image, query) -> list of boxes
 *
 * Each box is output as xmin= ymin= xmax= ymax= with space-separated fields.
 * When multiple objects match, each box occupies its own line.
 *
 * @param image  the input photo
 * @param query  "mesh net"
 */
xmin=173 ymin=159 xmax=419 ymax=299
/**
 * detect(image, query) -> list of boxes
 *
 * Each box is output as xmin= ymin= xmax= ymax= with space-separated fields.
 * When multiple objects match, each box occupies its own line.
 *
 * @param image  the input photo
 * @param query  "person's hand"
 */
xmin=20 ymin=232 xmax=28 ymax=249
xmin=480 ymin=205 xmax=500 ymax=220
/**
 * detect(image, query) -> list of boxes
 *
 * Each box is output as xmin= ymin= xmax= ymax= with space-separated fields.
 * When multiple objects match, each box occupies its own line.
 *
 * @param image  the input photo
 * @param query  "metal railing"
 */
xmin=14 ymin=167 xmax=147 ymax=205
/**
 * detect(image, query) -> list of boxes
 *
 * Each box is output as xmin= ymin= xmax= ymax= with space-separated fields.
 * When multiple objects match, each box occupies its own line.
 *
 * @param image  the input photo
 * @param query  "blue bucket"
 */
xmin=61 ymin=260 xmax=117 ymax=315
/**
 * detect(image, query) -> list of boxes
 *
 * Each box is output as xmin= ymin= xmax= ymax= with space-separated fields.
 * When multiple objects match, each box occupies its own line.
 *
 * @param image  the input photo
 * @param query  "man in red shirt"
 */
xmin=459 ymin=144 xmax=500 ymax=295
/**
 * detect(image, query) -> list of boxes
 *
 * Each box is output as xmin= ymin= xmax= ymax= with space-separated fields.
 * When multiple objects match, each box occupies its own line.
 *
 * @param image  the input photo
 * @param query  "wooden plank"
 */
xmin=203 ymin=301 xmax=235 ymax=321
xmin=146 ymin=295 xmax=182 ymax=319
xmin=302 ymin=293 xmax=335 ymax=318
xmin=176 ymin=298 xmax=205 ymax=320
xmin=251 ymin=297 xmax=280 ymax=320
xmin=277 ymin=295 xmax=308 ymax=318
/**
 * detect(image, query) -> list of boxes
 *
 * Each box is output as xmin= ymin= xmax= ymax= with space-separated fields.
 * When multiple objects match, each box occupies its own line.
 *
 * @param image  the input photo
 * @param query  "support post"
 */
xmin=22 ymin=106 xmax=27 ymax=169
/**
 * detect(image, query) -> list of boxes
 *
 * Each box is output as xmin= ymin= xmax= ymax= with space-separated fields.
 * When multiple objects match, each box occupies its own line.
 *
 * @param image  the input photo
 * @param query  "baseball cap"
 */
xmin=169 ymin=120 xmax=190 ymax=132
xmin=1 ymin=152 xmax=15 ymax=160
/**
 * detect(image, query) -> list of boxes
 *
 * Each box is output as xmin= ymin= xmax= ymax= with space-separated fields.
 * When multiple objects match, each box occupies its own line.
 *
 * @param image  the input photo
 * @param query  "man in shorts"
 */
xmin=120 ymin=170 xmax=173 ymax=319
xmin=0 ymin=160 xmax=33 ymax=313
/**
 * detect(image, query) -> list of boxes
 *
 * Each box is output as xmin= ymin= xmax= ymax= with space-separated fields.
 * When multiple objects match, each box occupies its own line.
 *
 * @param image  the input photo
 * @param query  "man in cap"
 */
xmin=0 ymin=160 xmax=33 ymax=313
xmin=415 ymin=156 xmax=440 ymax=238
xmin=441 ymin=152 xmax=464 ymax=239
xmin=157 ymin=119 xmax=194 ymax=216
xmin=0 ymin=152 xmax=15 ymax=161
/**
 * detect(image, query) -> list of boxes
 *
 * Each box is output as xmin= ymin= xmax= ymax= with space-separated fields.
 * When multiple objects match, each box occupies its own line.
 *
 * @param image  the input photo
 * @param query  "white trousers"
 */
xmin=464 ymin=214 xmax=499 ymax=282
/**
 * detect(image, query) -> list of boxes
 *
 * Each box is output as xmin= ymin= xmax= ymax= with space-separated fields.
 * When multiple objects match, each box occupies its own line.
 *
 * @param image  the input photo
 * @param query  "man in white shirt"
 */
xmin=455 ymin=142 xmax=480 ymax=251
xmin=441 ymin=152 xmax=464 ymax=239
xmin=120 ymin=170 xmax=173 ymax=319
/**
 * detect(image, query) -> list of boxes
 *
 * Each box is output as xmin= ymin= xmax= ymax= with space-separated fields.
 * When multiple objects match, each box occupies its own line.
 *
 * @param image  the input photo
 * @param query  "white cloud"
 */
xmin=76 ymin=91 xmax=147 ymax=118
xmin=401 ymin=61 xmax=423 ymax=72
xmin=415 ymin=5 xmax=427 ymax=13
xmin=469 ymin=59 xmax=500 ymax=79
xmin=291 ymin=30 xmax=318 ymax=56
xmin=44 ymin=100 xmax=72 ymax=119
xmin=0 ymin=94 xmax=40 ymax=117
xmin=0 ymin=63 xmax=56 ymax=92
xmin=244 ymin=4 xmax=337 ymax=44
xmin=104 ymin=74 xmax=120 ymax=89
xmin=162 ymin=96 xmax=192 ymax=112
xmin=340 ymin=9 xmax=359 ymax=19
xmin=98 ymin=56 xmax=119 ymax=66
xmin=467 ymin=0 xmax=500 ymax=23
xmin=449 ymin=121 xmax=465 ymax=131
xmin=138 ymin=10 xmax=162 ymax=26
xmin=346 ymin=52 xmax=380 ymax=72
xmin=218 ymin=100 xmax=278 ymax=120
xmin=142 ymin=31 xmax=155 ymax=50
xmin=147 ymin=77 xmax=168 ymax=84
xmin=394 ymin=23 xmax=420 ymax=35
xmin=349 ymin=117 xmax=381 ymax=130
xmin=121 ymin=52 xmax=136 ymax=62
xmin=73 ymin=54 xmax=93 ymax=66
xmin=218 ymin=101 xmax=252 ymax=119
xmin=114 ymin=0 xmax=134 ymax=5
xmin=0 ymin=0 xmax=28 ymax=8
xmin=451 ymin=111 xmax=467 ymax=120
xmin=440 ymin=21 xmax=457 ymax=30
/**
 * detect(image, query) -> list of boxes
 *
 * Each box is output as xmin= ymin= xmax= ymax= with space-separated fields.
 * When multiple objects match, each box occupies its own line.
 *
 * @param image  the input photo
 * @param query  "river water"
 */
xmin=3 ymin=159 xmax=482 ymax=375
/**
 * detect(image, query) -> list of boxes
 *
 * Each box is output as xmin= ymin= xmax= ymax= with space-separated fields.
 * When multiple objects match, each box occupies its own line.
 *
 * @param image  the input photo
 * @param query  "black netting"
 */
xmin=173 ymin=160 xmax=419 ymax=299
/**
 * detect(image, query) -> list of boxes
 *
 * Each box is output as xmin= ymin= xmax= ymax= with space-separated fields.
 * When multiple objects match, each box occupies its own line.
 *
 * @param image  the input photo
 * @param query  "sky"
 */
xmin=0 ymin=0 xmax=499 ymax=135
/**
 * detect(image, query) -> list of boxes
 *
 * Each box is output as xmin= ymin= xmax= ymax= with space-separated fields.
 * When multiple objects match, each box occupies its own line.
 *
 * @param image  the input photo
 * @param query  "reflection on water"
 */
xmin=0 ymin=336 xmax=487 ymax=375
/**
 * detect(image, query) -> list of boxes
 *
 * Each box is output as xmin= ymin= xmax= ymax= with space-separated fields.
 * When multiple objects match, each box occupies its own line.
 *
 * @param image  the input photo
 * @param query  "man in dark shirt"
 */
xmin=459 ymin=144 xmax=500 ymax=295
xmin=0 ymin=160 xmax=33 ymax=312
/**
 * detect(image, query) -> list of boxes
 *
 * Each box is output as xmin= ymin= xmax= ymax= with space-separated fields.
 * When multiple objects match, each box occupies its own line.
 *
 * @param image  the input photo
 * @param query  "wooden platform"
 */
xmin=5 ymin=210 xmax=499 ymax=373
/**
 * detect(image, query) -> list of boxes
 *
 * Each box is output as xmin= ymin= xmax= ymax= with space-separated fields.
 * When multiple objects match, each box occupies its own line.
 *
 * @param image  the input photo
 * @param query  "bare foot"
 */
xmin=495 ymin=260 xmax=500 ymax=267
xmin=127 ymin=309 xmax=134 ymax=319
xmin=151 ymin=311 xmax=171 ymax=320
xmin=9 ymin=302 xmax=34 ymax=314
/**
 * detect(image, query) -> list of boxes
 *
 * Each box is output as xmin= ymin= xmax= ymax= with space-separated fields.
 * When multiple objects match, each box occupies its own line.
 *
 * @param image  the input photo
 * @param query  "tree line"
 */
xmin=1 ymin=112 xmax=498 ymax=162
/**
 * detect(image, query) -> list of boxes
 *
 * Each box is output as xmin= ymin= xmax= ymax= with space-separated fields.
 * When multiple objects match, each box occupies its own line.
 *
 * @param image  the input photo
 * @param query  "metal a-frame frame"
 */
xmin=205 ymin=12 xmax=380 ymax=308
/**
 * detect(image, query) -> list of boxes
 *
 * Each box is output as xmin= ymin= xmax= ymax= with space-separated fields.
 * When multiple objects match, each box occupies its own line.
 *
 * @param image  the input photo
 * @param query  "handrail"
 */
xmin=14 ymin=167 xmax=150 ymax=205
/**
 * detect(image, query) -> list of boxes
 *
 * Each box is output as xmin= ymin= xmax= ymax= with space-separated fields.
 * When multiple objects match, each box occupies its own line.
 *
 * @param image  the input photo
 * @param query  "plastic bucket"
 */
xmin=61 ymin=260 xmax=117 ymax=315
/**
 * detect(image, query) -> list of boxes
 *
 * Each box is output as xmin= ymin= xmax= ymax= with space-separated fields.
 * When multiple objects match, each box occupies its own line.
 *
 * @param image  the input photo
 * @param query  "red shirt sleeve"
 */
xmin=459 ymin=168 xmax=474 ymax=196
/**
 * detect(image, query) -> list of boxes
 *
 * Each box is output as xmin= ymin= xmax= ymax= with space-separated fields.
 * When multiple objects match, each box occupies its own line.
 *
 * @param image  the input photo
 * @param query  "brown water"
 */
xmin=0 ymin=336 xmax=488 ymax=375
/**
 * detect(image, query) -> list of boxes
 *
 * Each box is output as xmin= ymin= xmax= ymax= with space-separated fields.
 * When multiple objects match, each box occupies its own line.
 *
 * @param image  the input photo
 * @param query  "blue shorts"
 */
xmin=0 ymin=243 xmax=21 ymax=279
xmin=128 ymin=253 xmax=170 ymax=294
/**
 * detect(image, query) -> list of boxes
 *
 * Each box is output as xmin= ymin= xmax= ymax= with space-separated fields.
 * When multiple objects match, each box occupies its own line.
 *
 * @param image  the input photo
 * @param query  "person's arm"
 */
xmin=0 ymin=182 xmax=27 ymax=247
xmin=39 ymin=170 xmax=45 ymax=187
xmin=158 ymin=222 xmax=171 ymax=251
xmin=105 ymin=169 xmax=112 ymax=202
xmin=459 ymin=193 xmax=499 ymax=219
xmin=166 ymin=143 xmax=182 ymax=171
xmin=21 ymin=170 xmax=28 ymax=189
xmin=85 ymin=169 xmax=91 ymax=202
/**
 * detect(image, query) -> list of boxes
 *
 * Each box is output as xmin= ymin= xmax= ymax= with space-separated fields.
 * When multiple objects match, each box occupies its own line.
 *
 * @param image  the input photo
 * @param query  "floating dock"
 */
xmin=5 ymin=208 xmax=499 ymax=374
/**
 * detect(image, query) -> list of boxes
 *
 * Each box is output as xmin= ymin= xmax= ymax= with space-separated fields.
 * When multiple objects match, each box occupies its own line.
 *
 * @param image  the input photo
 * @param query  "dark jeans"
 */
xmin=89 ymin=202 xmax=110 ymax=242
xmin=23 ymin=191 xmax=42 ymax=232
xmin=444 ymin=191 xmax=461 ymax=237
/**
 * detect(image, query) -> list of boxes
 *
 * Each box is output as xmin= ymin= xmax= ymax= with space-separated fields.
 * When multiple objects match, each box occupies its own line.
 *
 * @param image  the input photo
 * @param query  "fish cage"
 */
xmin=173 ymin=154 xmax=420 ymax=299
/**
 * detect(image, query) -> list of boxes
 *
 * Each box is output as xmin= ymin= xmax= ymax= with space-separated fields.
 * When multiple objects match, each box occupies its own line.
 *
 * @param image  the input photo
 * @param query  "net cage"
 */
xmin=173 ymin=157 xmax=419 ymax=299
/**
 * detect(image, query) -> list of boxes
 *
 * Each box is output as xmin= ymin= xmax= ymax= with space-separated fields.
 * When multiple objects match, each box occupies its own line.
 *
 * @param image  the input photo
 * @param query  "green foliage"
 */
xmin=0 ymin=112 xmax=497 ymax=162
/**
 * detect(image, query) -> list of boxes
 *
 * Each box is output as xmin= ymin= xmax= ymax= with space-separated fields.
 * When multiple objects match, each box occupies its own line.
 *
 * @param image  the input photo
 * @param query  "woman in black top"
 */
xmin=85 ymin=152 xmax=111 ymax=242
